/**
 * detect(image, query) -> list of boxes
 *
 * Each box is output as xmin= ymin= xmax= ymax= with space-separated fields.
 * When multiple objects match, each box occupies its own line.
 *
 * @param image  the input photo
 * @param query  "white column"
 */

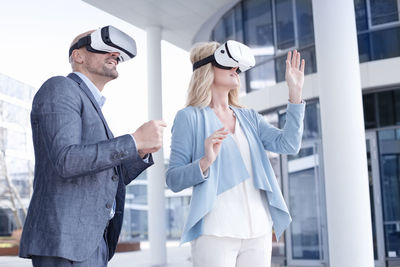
xmin=146 ymin=26 xmax=167 ymax=266
xmin=312 ymin=1 xmax=374 ymax=266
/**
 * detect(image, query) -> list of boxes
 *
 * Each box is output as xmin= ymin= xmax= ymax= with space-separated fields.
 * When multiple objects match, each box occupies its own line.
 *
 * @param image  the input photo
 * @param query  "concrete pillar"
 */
xmin=311 ymin=0 xmax=374 ymax=266
xmin=146 ymin=26 xmax=167 ymax=266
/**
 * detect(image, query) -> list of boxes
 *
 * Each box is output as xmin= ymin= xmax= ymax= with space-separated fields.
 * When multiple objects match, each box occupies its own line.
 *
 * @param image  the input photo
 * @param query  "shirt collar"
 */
xmin=73 ymin=72 xmax=106 ymax=108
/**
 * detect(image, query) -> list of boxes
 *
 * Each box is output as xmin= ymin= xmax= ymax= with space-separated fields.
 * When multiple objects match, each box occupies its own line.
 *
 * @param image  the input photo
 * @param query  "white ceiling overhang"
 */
xmin=83 ymin=0 xmax=240 ymax=51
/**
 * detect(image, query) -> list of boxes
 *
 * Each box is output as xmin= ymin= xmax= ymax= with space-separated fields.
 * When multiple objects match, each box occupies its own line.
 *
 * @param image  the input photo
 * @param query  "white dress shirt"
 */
xmin=202 ymin=117 xmax=273 ymax=238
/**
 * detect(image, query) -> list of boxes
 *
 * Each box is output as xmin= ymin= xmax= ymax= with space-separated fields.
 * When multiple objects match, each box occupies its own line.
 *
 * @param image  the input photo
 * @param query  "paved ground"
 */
xmin=0 ymin=242 xmax=192 ymax=267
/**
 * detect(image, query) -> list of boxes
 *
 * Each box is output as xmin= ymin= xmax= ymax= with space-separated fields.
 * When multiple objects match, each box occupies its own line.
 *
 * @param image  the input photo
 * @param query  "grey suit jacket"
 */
xmin=19 ymin=73 xmax=153 ymax=261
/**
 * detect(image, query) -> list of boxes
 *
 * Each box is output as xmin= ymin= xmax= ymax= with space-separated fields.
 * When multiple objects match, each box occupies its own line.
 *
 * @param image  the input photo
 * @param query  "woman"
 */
xmin=166 ymin=41 xmax=305 ymax=267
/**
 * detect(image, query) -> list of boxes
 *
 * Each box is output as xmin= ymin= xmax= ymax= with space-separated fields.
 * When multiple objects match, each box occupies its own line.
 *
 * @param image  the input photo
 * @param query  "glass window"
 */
xmin=370 ymin=0 xmax=399 ymax=26
xmin=212 ymin=4 xmax=244 ymax=43
xmin=212 ymin=9 xmax=235 ymax=44
xmin=378 ymin=90 xmax=395 ymax=127
xmin=275 ymin=0 xmax=295 ymax=50
xmin=4 ymin=129 xmax=27 ymax=151
xmin=274 ymin=54 xmax=287 ymax=83
xmin=234 ymin=4 xmax=244 ymax=43
xmin=357 ymin=32 xmax=371 ymax=63
xmin=363 ymin=88 xmax=400 ymax=129
xmin=395 ymin=90 xmax=400 ymax=125
xmin=128 ymin=209 xmax=148 ymax=240
xmin=0 ymin=73 xmax=35 ymax=101
xmin=243 ymin=0 xmax=274 ymax=49
xmin=0 ymin=101 xmax=30 ymax=127
xmin=363 ymin=93 xmax=377 ymax=129
xmin=370 ymin=26 xmax=400 ymax=60
xmin=279 ymin=102 xmax=321 ymax=141
xmin=289 ymin=168 xmax=322 ymax=259
xmin=287 ymin=145 xmax=325 ymax=261
xmin=299 ymin=45 xmax=317 ymax=75
xmin=212 ymin=20 xmax=228 ymax=44
xmin=296 ymin=0 xmax=315 ymax=47
xmin=247 ymin=59 xmax=276 ymax=91
xmin=167 ymin=196 xmax=191 ymax=239
xmin=378 ymin=129 xmax=400 ymax=258
xmin=211 ymin=0 xmax=318 ymax=93
xmin=303 ymin=102 xmax=320 ymax=139
xmin=274 ymin=46 xmax=316 ymax=83
xmin=243 ymin=0 xmax=275 ymax=94
xmin=5 ymin=157 xmax=29 ymax=176
xmin=354 ymin=0 xmax=369 ymax=31
xmin=126 ymin=184 xmax=147 ymax=205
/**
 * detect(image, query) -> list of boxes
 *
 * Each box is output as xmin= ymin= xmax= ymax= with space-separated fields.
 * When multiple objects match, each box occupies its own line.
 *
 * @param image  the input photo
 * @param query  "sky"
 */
xmin=0 ymin=0 xmax=193 ymax=159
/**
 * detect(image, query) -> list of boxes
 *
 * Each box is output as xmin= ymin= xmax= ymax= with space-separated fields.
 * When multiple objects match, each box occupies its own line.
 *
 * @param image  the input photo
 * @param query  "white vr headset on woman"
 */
xmin=69 ymin=25 xmax=137 ymax=63
xmin=193 ymin=40 xmax=255 ymax=73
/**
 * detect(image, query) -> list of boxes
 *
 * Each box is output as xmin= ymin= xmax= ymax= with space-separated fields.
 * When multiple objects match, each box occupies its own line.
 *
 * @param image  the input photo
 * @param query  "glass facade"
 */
xmin=355 ymin=0 xmax=400 ymax=62
xmin=120 ymin=173 xmax=148 ymax=242
xmin=211 ymin=0 xmax=400 ymax=93
xmin=363 ymin=87 xmax=400 ymax=263
xmin=378 ymin=130 xmax=400 ymax=258
xmin=0 ymin=73 xmax=35 ymax=236
xmin=211 ymin=0 xmax=316 ymax=92
xmin=262 ymin=101 xmax=327 ymax=266
xmin=121 ymin=166 xmax=192 ymax=242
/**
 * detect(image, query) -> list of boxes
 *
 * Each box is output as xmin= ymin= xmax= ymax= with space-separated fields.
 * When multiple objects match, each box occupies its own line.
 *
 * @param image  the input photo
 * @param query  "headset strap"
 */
xmin=192 ymin=54 xmax=215 ymax=71
xmin=69 ymin=36 xmax=91 ymax=57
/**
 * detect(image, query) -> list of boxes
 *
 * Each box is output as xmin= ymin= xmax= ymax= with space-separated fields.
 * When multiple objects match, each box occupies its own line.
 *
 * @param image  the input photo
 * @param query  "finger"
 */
xmin=214 ymin=127 xmax=228 ymax=133
xmin=211 ymin=139 xmax=223 ymax=144
xmin=296 ymin=52 xmax=301 ymax=69
xmin=286 ymin=58 xmax=290 ymax=72
xmin=212 ymin=132 xmax=229 ymax=138
xmin=291 ymin=50 xmax=297 ymax=67
xmin=213 ymin=130 xmax=229 ymax=137
xmin=211 ymin=136 xmax=227 ymax=142
xmin=300 ymin=59 xmax=305 ymax=73
xmin=286 ymin=51 xmax=292 ymax=65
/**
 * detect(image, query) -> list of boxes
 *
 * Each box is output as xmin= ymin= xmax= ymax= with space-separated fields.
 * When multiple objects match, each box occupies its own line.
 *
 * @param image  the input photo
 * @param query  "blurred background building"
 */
xmin=1 ymin=0 xmax=400 ymax=266
xmin=0 ymin=73 xmax=35 ymax=238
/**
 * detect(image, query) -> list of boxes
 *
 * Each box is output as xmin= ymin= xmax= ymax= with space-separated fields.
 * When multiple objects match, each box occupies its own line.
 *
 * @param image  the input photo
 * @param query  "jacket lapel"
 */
xmin=67 ymin=73 xmax=114 ymax=139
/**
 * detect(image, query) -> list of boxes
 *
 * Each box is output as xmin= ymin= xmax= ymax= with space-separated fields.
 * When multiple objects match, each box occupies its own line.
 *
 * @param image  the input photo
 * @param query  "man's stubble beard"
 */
xmin=86 ymin=63 xmax=118 ymax=80
xmin=102 ymin=65 xmax=118 ymax=79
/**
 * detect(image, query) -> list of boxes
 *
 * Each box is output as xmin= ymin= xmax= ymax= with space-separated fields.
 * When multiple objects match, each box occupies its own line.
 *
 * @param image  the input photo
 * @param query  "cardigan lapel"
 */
xmin=230 ymin=106 xmax=273 ymax=192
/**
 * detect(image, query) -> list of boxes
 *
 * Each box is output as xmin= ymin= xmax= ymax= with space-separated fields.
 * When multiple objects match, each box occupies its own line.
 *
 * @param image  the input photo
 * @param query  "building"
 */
xmin=82 ymin=0 xmax=400 ymax=266
xmin=0 ymin=73 xmax=35 ymax=237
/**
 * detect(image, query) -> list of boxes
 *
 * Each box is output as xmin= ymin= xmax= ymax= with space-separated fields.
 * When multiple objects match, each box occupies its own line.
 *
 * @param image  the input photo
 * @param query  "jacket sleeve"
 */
xmin=166 ymin=109 xmax=207 ymax=193
xmin=253 ymin=102 xmax=306 ymax=154
xmin=32 ymin=76 xmax=147 ymax=179
xmin=121 ymin=153 xmax=154 ymax=185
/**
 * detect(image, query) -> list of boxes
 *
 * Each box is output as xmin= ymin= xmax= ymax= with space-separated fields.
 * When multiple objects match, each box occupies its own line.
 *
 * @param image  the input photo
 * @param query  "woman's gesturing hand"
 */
xmin=285 ymin=50 xmax=305 ymax=104
xmin=199 ymin=127 xmax=229 ymax=173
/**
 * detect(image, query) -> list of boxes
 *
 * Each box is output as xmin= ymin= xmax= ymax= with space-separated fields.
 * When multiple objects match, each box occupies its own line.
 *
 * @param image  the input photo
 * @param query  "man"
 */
xmin=19 ymin=26 xmax=166 ymax=266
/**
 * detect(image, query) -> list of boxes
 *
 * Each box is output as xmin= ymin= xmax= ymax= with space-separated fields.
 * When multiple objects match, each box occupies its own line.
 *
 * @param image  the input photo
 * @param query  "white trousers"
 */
xmin=190 ymin=231 xmax=272 ymax=267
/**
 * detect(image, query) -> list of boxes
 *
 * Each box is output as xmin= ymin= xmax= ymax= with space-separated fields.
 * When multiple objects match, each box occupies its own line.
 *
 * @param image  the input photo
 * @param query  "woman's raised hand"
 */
xmin=199 ymin=127 xmax=229 ymax=173
xmin=285 ymin=50 xmax=305 ymax=104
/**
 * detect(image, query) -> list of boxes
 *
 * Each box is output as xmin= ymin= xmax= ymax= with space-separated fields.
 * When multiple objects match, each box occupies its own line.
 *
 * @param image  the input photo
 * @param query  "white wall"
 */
xmin=241 ymin=57 xmax=400 ymax=112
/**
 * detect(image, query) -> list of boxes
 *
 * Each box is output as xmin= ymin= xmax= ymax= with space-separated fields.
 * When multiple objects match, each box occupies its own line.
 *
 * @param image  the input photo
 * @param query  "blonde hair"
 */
xmin=185 ymin=42 xmax=244 ymax=108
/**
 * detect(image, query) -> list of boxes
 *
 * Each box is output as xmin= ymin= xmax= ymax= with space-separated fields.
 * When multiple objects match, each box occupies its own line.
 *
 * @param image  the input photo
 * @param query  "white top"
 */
xmin=202 ymin=117 xmax=273 ymax=238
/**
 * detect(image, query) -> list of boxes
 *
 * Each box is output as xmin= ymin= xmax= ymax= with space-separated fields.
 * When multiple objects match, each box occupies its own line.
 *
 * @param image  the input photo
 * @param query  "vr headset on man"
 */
xmin=69 ymin=25 xmax=137 ymax=63
xmin=193 ymin=40 xmax=256 ymax=74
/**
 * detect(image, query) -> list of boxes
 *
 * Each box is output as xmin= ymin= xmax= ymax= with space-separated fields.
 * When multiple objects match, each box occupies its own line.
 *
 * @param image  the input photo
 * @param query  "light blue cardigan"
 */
xmin=166 ymin=102 xmax=305 ymax=244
